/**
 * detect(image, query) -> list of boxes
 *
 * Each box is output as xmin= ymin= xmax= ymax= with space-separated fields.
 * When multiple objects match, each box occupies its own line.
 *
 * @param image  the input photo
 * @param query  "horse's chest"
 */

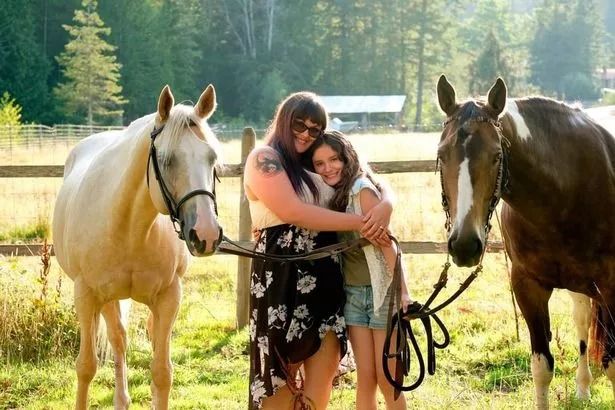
xmin=82 ymin=257 xmax=183 ymax=304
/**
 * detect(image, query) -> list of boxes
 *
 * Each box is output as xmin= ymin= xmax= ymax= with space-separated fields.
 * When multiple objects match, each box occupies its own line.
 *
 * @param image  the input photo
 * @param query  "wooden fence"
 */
xmin=0 ymin=127 xmax=504 ymax=326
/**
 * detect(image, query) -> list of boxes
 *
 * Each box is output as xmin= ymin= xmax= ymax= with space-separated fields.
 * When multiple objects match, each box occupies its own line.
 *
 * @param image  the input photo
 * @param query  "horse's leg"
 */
xmin=74 ymin=279 xmax=101 ymax=410
xmin=569 ymin=291 xmax=592 ymax=399
xmin=512 ymin=270 xmax=553 ymax=410
xmin=149 ymin=276 xmax=182 ymax=410
xmin=599 ymin=301 xmax=615 ymax=399
xmin=101 ymin=301 xmax=130 ymax=409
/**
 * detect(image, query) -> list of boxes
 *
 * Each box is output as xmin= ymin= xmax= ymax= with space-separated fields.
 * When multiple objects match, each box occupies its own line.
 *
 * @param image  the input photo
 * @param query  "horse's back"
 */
xmin=53 ymin=130 xmax=125 ymax=275
xmin=63 ymin=130 xmax=123 ymax=180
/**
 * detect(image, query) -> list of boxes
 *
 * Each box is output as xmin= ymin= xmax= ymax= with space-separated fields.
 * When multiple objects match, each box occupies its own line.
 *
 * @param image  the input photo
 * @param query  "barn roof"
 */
xmin=320 ymin=95 xmax=406 ymax=114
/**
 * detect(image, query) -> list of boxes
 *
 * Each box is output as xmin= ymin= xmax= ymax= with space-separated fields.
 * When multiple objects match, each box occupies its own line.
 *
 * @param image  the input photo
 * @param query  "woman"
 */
xmin=243 ymin=92 xmax=392 ymax=409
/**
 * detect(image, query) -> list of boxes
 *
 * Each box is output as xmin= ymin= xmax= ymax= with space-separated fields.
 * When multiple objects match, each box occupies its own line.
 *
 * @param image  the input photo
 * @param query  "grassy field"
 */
xmin=1 ymin=132 xmax=614 ymax=409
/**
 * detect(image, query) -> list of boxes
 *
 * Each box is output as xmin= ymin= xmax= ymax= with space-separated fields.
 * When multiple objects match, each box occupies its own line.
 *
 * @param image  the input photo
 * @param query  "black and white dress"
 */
xmin=247 ymin=172 xmax=347 ymax=408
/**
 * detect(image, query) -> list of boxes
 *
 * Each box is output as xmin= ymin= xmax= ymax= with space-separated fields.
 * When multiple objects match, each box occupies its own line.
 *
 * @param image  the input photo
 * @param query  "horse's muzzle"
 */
xmin=448 ymin=231 xmax=483 ymax=267
xmin=187 ymin=227 xmax=223 ymax=256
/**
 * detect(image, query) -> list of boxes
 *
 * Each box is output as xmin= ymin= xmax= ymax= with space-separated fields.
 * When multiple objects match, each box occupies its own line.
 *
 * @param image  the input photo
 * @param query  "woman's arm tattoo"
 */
xmin=254 ymin=151 xmax=283 ymax=176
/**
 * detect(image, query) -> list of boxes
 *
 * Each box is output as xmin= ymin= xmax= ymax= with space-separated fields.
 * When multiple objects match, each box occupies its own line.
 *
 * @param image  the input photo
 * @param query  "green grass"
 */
xmin=0 ymin=216 xmax=49 ymax=243
xmin=1 ymin=132 xmax=614 ymax=408
xmin=1 ymin=254 xmax=615 ymax=409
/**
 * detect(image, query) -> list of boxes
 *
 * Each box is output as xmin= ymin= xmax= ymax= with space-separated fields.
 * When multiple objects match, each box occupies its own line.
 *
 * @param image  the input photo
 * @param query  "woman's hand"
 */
xmin=363 ymin=228 xmax=392 ymax=247
xmin=251 ymin=226 xmax=261 ymax=241
xmin=360 ymin=200 xmax=392 ymax=238
xmin=401 ymin=291 xmax=413 ymax=313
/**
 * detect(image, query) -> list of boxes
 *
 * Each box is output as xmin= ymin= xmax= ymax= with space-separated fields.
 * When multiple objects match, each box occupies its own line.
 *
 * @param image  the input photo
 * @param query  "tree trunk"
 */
xmin=399 ymin=0 xmax=406 ymax=95
xmin=413 ymin=0 xmax=427 ymax=131
xmin=266 ymin=0 xmax=275 ymax=53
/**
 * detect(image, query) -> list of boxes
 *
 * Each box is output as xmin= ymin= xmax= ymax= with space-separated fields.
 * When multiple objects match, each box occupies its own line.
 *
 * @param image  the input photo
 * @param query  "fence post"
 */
xmin=236 ymin=127 xmax=256 ymax=329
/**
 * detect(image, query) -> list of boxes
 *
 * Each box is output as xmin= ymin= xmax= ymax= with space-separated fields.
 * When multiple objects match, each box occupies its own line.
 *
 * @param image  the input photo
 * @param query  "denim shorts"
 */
xmin=343 ymin=285 xmax=391 ymax=330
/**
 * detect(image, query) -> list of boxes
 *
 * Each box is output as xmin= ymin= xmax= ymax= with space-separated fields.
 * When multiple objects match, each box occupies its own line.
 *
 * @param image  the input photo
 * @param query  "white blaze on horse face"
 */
xmin=452 ymin=135 xmax=475 ymax=231
xmin=507 ymin=101 xmax=532 ymax=141
xmin=454 ymin=156 xmax=474 ymax=232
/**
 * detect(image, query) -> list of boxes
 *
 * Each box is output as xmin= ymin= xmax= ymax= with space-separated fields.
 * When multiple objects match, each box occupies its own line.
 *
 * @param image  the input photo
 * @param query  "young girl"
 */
xmin=307 ymin=130 xmax=411 ymax=410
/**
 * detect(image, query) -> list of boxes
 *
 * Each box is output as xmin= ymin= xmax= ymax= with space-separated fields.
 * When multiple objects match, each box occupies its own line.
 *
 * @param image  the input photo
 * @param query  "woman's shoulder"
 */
xmin=247 ymin=145 xmax=280 ymax=162
xmin=246 ymin=145 xmax=284 ymax=177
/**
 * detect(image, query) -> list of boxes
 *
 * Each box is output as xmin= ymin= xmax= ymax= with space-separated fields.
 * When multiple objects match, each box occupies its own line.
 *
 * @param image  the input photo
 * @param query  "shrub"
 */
xmin=0 ymin=92 xmax=22 ymax=126
xmin=0 ymin=245 xmax=79 ymax=363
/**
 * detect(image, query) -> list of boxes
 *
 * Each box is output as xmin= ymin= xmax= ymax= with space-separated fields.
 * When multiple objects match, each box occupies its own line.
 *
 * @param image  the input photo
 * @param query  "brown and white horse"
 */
xmin=436 ymin=75 xmax=615 ymax=409
xmin=52 ymin=84 xmax=223 ymax=409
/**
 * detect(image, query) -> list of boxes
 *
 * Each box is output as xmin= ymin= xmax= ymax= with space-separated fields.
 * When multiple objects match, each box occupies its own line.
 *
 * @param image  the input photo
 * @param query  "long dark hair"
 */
xmin=305 ymin=130 xmax=381 ymax=211
xmin=265 ymin=92 xmax=328 ymax=201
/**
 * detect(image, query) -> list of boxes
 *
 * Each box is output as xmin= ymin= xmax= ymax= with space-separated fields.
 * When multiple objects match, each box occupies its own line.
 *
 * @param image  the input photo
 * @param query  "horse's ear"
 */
xmin=157 ymin=85 xmax=174 ymax=123
xmin=196 ymin=84 xmax=217 ymax=119
xmin=437 ymin=75 xmax=457 ymax=116
xmin=487 ymin=78 xmax=507 ymax=116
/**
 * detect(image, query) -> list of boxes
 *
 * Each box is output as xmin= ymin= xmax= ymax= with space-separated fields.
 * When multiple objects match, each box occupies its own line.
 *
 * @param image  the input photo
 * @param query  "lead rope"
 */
xmin=382 ymin=238 xmax=486 ymax=396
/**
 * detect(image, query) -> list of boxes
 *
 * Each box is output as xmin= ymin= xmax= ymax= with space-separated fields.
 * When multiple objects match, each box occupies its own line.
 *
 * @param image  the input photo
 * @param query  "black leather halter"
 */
xmin=146 ymin=125 xmax=219 ymax=240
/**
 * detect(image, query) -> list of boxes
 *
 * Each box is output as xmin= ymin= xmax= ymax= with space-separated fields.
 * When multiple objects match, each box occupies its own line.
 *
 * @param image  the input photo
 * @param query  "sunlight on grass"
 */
xmin=2 ymin=253 xmax=615 ymax=409
xmin=2 ymin=133 xmax=615 ymax=408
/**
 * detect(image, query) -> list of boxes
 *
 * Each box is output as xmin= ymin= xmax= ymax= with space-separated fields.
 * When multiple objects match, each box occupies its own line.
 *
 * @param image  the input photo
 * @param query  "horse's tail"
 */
xmin=588 ymin=299 xmax=605 ymax=364
xmin=96 ymin=299 xmax=132 ymax=363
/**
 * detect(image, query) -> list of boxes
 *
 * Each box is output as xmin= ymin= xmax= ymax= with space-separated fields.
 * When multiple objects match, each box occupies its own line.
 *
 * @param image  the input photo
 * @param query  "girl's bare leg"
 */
xmin=348 ymin=325 xmax=378 ymax=409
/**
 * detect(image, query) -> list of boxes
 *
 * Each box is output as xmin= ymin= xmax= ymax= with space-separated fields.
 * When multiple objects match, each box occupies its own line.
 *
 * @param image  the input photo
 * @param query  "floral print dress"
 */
xmin=248 ymin=224 xmax=347 ymax=408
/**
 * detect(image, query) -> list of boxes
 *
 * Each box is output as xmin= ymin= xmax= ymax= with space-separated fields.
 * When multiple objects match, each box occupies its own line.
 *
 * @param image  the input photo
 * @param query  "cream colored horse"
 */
xmin=52 ymin=84 xmax=223 ymax=409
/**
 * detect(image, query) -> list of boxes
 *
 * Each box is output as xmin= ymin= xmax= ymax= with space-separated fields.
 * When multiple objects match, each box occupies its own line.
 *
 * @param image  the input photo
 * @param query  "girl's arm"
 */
xmin=244 ymin=146 xmax=363 ymax=232
xmin=360 ymin=178 xmax=395 ymax=237
xmin=359 ymin=188 xmax=410 ymax=311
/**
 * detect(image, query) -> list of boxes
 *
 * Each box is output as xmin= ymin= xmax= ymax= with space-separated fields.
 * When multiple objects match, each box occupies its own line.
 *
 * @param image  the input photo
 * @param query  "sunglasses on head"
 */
xmin=291 ymin=119 xmax=323 ymax=139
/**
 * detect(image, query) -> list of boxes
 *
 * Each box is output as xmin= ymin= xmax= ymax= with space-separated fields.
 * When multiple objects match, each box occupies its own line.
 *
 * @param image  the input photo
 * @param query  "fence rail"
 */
xmin=0 ymin=124 xmax=124 ymax=146
xmin=0 ymin=160 xmax=434 ymax=178
xmin=0 ymin=240 xmax=504 ymax=258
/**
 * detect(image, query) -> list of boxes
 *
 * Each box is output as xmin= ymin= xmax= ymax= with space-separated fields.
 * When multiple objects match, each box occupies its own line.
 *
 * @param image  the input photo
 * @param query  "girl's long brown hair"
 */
xmin=265 ymin=92 xmax=328 ymax=201
xmin=304 ymin=130 xmax=381 ymax=211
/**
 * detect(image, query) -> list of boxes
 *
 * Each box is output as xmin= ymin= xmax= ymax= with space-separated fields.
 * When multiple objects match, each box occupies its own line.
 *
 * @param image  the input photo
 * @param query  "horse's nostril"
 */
xmin=189 ymin=229 xmax=206 ymax=253
xmin=472 ymin=238 xmax=482 ymax=255
xmin=215 ymin=227 xmax=224 ymax=249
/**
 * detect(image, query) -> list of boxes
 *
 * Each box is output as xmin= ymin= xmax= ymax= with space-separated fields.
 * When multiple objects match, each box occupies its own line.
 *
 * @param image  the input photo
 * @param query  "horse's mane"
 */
xmin=511 ymin=97 xmax=596 ymax=137
xmin=515 ymin=96 xmax=583 ymax=116
xmin=153 ymin=104 xmax=224 ymax=167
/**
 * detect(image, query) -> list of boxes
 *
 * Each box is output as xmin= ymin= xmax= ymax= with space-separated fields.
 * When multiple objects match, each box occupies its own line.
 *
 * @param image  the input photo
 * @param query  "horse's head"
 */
xmin=436 ymin=75 xmax=507 ymax=267
xmin=148 ymin=84 xmax=223 ymax=256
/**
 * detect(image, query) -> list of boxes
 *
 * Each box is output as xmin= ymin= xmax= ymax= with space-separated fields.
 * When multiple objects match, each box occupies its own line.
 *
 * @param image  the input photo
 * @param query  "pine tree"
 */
xmin=530 ymin=0 xmax=602 ymax=99
xmin=469 ymin=31 xmax=511 ymax=95
xmin=54 ymin=0 xmax=126 ymax=125
xmin=0 ymin=0 xmax=50 ymax=122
